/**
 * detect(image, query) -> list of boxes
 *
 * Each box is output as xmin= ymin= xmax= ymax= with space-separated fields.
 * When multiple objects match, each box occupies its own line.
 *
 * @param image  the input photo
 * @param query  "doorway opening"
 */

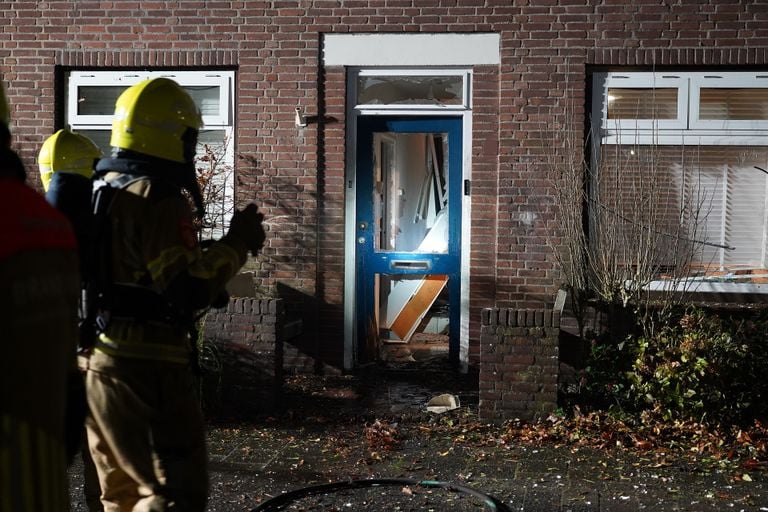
xmin=374 ymin=131 xmax=450 ymax=362
xmin=355 ymin=117 xmax=462 ymax=366
xmin=378 ymin=275 xmax=451 ymax=362
xmin=342 ymin=67 xmax=475 ymax=371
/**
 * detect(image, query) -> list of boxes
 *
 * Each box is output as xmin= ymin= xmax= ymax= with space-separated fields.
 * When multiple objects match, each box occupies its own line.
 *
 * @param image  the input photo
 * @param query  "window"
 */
xmin=66 ymin=70 xmax=235 ymax=238
xmin=598 ymin=73 xmax=689 ymax=134
xmin=352 ymin=68 xmax=470 ymax=110
xmin=593 ymin=71 xmax=768 ymax=277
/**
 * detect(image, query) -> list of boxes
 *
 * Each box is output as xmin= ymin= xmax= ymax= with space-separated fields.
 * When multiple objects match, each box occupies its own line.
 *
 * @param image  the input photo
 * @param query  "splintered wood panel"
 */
xmin=390 ymin=275 xmax=448 ymax=341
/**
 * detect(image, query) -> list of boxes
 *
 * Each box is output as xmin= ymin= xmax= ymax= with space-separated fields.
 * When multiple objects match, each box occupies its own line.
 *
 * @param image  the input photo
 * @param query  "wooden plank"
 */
xmin=390 ymin=274 xmax=448 ymax=341
xmin=383 ymin=211 xmax=449 ymax=327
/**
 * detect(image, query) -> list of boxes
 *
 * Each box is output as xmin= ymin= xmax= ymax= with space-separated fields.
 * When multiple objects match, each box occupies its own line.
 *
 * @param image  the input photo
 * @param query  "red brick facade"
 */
xmin=479 ymin=308 xmax=560 ymax=421
xmin=3 ymin=1 xmax=767 ymax=370
xmin=202 ymin=298 xmax=284 ymax=412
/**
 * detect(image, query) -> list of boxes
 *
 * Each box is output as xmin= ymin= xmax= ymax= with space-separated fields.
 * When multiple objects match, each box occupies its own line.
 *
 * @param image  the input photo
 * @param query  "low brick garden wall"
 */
xmin=201 ymin=298 xmax=284 ymax=415
xmin=201 ymin=300 xmax=560 ymax=420
xmin=479 ymin=308 xmax=560 ymax=421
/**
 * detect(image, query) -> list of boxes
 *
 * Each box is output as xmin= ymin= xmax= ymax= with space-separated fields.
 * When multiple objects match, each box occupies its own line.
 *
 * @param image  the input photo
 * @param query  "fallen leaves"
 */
xmin=364 ymin=419 xmax=401 ymax=457
xmin=743 ymin=458 xmax=768 ymax=471
xmin=633 ymin=438 xmax=653 ymax=451
xmin=409 ymin=405 xmax=768 ymax=479
xmin=223 ymin=372 xmax=768 ymax=487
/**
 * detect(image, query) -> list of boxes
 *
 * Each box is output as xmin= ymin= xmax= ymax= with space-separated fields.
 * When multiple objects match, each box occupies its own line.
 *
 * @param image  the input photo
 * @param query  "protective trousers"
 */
xmin=85 ymin=355 xmax=207 ymax=512
xmin=78 ymin=356 xmax=104 ymax=511
xmin=83 ymin=431 xmax=104 ymax=511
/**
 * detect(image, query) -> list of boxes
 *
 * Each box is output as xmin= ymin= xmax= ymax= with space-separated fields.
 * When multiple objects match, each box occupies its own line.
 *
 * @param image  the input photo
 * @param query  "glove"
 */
xmin=226 ymin=203 xmax=266 ymax=255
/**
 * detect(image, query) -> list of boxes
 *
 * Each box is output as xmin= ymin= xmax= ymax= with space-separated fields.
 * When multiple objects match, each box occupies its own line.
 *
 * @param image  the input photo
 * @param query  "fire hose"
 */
xmin=251 ymin=477 xmax=512 ymax=511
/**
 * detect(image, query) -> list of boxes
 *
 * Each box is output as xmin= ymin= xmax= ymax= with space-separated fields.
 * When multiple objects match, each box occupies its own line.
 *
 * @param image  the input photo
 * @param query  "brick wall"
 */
xmin=202 ymin=298 xmax=284 ymax=414
xmin=479 ymin=308 xmax=560 ymax=421
xmin=2 ymin=1 xmax=768 ymax=370
xmin=468 ymin=64 xmax=501 ymax=362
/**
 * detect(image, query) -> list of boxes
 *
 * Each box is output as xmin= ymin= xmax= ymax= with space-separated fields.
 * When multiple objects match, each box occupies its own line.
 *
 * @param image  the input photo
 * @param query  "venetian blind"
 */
xmin=607 ymin=88 xmax=678 ymax=120
xmin=699 ymin=88 xmax=768 ymax=121
xmin=598 ymin=145 xmax=768 ymax=271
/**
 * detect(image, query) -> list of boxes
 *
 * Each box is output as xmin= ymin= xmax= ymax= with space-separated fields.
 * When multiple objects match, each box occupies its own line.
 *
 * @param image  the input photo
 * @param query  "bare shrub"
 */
xmin=195 ymin=134 xmax=235 ymax=240
xmin=542 ymin=81 xmax=721 ymax=335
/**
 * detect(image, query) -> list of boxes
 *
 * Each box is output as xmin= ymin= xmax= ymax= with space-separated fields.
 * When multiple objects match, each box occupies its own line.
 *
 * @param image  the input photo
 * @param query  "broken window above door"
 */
xmin=353 ymin=69 xmax=470 ymax=110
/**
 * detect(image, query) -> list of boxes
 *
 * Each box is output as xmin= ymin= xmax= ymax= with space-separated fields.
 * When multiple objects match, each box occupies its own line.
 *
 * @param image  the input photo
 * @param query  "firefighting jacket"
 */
xmin=0 ymin=178 xmax=80 ymax=512
xmin=91 ymin=164 xmax=248 ymax=365
xmin=45 ymin=171 xmax=93 ymax=275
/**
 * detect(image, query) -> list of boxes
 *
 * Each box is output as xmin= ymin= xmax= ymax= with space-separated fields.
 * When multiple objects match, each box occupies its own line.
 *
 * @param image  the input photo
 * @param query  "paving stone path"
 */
xmin=69 ymin=362 xmax=768 ymax=511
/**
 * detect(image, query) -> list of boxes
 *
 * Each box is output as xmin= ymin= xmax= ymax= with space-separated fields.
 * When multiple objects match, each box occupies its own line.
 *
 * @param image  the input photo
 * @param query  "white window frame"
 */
xmin=689 ymin=72 xmax=768 ymax=131
xmin=596 ymin=72 xmax=689 ymax=135
xmin=593 ymin=70 xmax=768 ymax=295
xmin=595 ymin=71 xmax=768 ymax=145
xmin=352 ymin=67 xmax=471 ymax=111
xmin=67 ymin=70 xmax=233 ymax=127
xmin=65 ymin=70 xmax=237 ymax=238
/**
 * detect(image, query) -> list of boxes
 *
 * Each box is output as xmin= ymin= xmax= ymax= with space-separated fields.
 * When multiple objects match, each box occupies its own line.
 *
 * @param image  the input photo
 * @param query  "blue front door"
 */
xmin=356 ymin=116 xmax=462 ymax=365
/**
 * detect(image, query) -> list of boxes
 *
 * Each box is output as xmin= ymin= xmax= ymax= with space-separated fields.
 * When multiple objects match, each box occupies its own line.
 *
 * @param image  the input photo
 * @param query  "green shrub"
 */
xmin=581 ymin=331 xmax=638 ymax=411
xmin=584 ymin=308 xmax=768 ymax=426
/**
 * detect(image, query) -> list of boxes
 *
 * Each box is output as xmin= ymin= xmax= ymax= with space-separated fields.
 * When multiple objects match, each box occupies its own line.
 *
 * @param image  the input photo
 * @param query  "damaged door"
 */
xmin=356 ymin=116 xmax=462 ymax=365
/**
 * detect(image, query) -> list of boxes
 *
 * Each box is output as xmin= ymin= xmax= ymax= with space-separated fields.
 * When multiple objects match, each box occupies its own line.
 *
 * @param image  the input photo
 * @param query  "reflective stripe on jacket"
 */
xmin=93 ymin=171 xmax=246 ymax=364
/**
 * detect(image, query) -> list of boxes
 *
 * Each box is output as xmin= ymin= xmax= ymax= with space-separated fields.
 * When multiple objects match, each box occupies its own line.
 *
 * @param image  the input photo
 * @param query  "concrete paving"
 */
xmin=69 ymin=363 xmax=768 ymax=511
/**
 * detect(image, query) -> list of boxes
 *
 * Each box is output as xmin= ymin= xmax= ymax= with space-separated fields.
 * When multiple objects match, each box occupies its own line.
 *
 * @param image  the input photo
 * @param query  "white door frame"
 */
xmin=343 ymin=71 xmax=472 ymax=371
xmin=322 ymin=33 xmax=501 ymax=371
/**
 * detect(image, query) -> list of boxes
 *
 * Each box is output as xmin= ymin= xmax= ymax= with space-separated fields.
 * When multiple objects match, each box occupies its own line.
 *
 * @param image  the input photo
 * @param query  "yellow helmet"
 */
xmin=110 ymin=78 xmax=202 ymax=163
xmin=38 ymin=129 xmax=102 ymax=192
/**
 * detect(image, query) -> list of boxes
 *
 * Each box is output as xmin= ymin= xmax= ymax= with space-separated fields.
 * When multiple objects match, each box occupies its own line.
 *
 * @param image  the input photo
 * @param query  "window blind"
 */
xmin=607 ymin=88 xmax=678 ymax=120
xmin=699 ymin=88 xmax=768 ymax=121
xmin=598 ymin=145 xmax=768 ymax=271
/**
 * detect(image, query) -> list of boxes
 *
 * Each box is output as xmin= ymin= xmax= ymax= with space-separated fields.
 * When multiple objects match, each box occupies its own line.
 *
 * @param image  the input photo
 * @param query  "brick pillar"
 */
xmin=202 ymin=298 xmax=284 ymax=414
xmin=479 ymin=308 xmax=560 ymax=421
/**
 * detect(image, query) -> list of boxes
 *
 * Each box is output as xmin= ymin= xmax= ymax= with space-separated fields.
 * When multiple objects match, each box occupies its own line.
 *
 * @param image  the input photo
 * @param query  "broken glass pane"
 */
xmin=357 ymin=75 xmax=463 ymax=106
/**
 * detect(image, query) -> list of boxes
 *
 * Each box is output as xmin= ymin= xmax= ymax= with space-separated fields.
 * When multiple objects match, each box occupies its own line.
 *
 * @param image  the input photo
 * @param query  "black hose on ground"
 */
xmin=251 ymin=477 xmax=513 ymax=511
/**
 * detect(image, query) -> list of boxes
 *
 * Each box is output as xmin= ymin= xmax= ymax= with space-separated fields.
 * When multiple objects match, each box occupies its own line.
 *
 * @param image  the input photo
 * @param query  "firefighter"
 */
xmin=38 ymin=129 xmax=105 ymax=512
xmin=0 ymin=81 xmax=82 ymax=510
xmin=39 ymin=128 xmax=102 ymax=255
xmin=39 ymin=128 xmax=101 ymax=190
xmin=85 ymin=77 xmax=266 ymax=511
